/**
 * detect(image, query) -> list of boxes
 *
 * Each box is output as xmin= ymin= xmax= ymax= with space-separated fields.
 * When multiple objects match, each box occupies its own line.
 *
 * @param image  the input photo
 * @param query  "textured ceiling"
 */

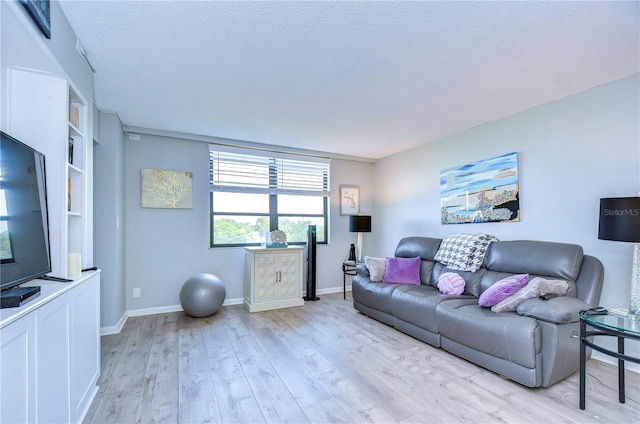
xmin=59 ymin=1 xmax=639 ymax=160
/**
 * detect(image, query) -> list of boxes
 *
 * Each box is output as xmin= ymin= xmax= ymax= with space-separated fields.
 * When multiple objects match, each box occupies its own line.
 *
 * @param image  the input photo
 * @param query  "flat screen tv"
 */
xmin=0 ymin=130 xmax=51 ymax=292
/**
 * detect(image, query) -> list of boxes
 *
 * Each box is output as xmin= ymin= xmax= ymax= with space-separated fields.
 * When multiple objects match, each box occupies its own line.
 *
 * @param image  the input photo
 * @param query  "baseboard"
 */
xmin=99 ymin=287 xmax=351 ymax=335
xmin=127 ymin=304 xmax=184 ymax=317
xmin=222 ymin=297 xmax=245 ymax=306
xmin=313 ymin=285 xmax=351 ymax=296
xmin=100 ymin=312 xmax=128 ymax=336
xmin=127 ymin=296 xmax=245 ymax=317
xmin=101 ymin=297 xmax=245 ymax=334
xmin=77 ymin=382 xmax=99 ymax=423
xmin=592 ymin=351 xmax=640 ymax=374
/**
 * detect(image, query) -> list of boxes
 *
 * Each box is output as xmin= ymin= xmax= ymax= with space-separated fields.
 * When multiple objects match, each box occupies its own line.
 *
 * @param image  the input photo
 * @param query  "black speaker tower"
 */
xmin=304 ymin=225 xmax=319 ymax=301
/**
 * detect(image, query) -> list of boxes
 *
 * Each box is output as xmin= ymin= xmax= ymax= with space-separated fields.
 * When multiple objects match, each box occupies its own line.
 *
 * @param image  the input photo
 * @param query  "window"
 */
xmin=210 ymin=148 xmax=330 ymax=247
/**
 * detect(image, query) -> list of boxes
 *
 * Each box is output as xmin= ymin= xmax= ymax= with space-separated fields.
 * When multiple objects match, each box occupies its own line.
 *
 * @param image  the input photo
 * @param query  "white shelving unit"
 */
xmin=1 ymin=2 xmax=99 ymax=423
xmin=66 ymin=87 xmax=87 ymax=273
xmin=1 ymin=1 xmax=92 ymax=280
xmin=5 ymin=70 xmax=89 ymax=278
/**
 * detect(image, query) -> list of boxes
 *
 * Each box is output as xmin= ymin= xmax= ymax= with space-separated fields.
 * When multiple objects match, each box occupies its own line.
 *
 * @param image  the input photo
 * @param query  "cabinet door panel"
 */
xmin=278 ymin=252 xmax=300 ymax=299
xmin=36 ymin=294 xmax=71 ymax=423
xmin=255 ymin=254 xmax=277 ymax=302
xmin=70 ymin=274 xmax=100 ymax=422
xmin=0 ymin=313 xmax=35 ymax=423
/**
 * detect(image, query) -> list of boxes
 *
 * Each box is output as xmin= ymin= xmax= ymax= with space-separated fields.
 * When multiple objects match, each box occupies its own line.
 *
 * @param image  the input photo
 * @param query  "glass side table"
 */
xmin=579 ymin=311 xmax=640 ymax=410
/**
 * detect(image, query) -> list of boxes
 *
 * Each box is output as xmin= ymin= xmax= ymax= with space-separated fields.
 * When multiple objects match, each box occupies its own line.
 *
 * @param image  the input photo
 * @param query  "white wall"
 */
xmin=372 ymin=74 xmax=640 ymax=365
xmin=116 ymin=132 xmax=373 ymax=317
xmin=47 ymin=0 xmax=93 ymax=99
xmin=0 ymin=1 xmax=93 ymax=119
xmin=94 ymin=113 xmax=126 ymax=330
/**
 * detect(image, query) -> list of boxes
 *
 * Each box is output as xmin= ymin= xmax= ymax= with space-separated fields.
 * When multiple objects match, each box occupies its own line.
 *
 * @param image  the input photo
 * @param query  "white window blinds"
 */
xmin=209 ymin=149 xmax=330 ymax=196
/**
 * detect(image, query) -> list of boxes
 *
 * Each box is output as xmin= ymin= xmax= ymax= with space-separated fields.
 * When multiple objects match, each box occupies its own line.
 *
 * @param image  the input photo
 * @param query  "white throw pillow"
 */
xmin=364 ymin=256 xmax=386 ymax=282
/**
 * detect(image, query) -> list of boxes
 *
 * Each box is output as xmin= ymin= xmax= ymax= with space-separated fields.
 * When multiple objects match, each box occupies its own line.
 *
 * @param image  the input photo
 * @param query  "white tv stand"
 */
xmin=0 ymin=270 xmax=101 ymax=423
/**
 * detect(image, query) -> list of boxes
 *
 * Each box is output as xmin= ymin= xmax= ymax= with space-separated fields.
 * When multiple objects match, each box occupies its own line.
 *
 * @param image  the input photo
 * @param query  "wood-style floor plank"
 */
xmin=262 ymin=312 xmax=398 ymax=423
xmin=85 ymin=293 xmax=640 ymax=424
xmin=201 ymin=309 xmax=265 ymax=423
xmin=104 ymin=315 xmax=157 ymax=393
xmin=136 ymin=314 xmax=180 ymax=423
xmin=224 ymin=315 xmax=309 ymax=422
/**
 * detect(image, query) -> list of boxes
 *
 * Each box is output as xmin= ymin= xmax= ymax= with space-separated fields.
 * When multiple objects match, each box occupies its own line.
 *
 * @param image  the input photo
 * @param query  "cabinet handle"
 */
xmin=278 ymin=271 xmax=282 ymax=282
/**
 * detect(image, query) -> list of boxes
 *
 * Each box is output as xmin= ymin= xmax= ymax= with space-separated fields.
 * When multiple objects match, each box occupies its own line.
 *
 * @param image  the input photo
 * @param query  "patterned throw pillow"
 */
xmin=434 ymin=233 xmax=499 ymax=272
xmin=478 ymin=274 xmax=529 ymax=307
xmin=364 ymin=256 xmax=386 ymax=282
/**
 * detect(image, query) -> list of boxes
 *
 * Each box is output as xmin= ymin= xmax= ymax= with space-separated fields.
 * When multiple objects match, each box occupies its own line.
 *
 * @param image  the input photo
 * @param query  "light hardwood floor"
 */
xmin=84 ymin=293 xmax=639 ymax=423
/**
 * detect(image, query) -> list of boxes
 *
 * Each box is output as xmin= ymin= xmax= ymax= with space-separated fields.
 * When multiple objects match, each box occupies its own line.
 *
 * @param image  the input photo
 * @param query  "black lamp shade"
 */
xmin=349 ymin=215 xmax=371 ymax=233
xmin=598 ymin=197 xmax=640 ymax=242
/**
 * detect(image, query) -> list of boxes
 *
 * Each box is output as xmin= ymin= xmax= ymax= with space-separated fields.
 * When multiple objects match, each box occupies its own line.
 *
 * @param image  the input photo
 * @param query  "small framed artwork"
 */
xmin=340 ymin=185 xmax=360 ymax=215
xmin=20 ymin=0 xmax=51 ymax=39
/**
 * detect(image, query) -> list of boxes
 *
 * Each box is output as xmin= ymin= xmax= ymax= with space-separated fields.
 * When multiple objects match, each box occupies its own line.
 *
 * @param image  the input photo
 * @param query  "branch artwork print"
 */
xmin=344 ymin=192 xmax=356 ymax=209
xmin=340 ymin=185 xmax=359 ymax=215
xmin=141 ymin=169 xmax=193 ymax=209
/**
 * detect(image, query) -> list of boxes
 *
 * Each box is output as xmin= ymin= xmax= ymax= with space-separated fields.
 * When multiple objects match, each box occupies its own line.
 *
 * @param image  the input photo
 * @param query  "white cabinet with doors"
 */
xmin=244 ymin=246 xmax=304 ymax=312
xmin=0 ymin=271 xmax=100 ymax=424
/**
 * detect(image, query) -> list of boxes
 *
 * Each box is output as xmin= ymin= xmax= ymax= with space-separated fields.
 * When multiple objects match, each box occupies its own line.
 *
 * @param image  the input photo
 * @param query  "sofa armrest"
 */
xmin=516 ymin=296 xmax=591 ymax=324
xmin=355 ymin=263 xmax=369 ymax=277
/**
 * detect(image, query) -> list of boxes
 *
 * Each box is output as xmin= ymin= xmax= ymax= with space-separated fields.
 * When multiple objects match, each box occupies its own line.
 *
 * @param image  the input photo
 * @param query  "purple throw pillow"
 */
xmin=383 ymin=257 xmax=421 ymax=285
xmin=438 ymin=272 xmax=466 ymax=295
xmin=478 ymin=274 xmax=529 ymax=307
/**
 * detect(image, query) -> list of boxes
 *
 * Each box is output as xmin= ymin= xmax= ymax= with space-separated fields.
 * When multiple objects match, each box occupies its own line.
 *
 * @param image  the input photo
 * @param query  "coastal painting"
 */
xmin=141 ymin=168 xmax=193 ymax=209
xmin=440 ymin=152 xmax=520 ymax=224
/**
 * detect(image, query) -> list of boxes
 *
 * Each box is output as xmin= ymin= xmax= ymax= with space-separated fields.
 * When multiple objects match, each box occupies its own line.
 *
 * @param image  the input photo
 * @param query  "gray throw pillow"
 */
xmin=491 ymin=277 xmax=568 ymax=313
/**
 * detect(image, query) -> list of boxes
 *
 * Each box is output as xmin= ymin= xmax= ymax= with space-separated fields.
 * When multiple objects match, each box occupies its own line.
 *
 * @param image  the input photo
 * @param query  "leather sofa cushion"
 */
xmin=420 ymin=260 xmax=438 ymax=286
xmin=516 ymin=296 xmax=590 ymax=324
xmin=395 ymin=236 xmax=442 ymax=261
xmin=390 ymin=285 xmax=475 ymax=333
xmin=351 ymin=279 xmax=398 ymax=314
xmin=437 ymin=300 xmax=541 ymax=369
xmin=484 ymin=240 xmax=583 ymax=281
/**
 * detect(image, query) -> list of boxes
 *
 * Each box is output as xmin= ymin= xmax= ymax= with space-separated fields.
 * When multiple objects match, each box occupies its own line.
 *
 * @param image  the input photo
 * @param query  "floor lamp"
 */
xmin=598 ymin=197 xmax=640 ymax=316
xmin=349 ymin=215 xmax=371 ymax=263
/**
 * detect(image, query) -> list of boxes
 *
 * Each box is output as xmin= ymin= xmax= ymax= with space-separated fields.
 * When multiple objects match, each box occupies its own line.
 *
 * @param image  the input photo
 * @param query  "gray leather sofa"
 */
xmin=352 ymin=236 xmax=604 ymax=388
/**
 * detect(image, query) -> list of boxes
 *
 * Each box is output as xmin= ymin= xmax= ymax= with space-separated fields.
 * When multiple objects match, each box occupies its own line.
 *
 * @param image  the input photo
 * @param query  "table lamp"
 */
xmin=598 ymin=197 xmax=640 ymax=316
xmin=349 ymin=215 xmax=371 ymax=263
